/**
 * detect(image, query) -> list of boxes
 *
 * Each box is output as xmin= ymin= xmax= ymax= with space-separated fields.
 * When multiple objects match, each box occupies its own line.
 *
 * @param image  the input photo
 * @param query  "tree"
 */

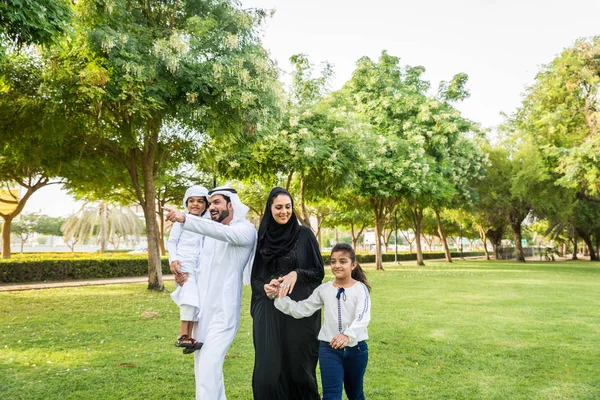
xmin=61 ymin=203 xmax=143 ymax=252
xmin=515 ymin=38 xmax=600 ymax=202
xmin=11 ymin=212 xmax=40 ymax=253
xmin=0 ymin=49 xmax=85 ymax=259
xmin=214 ymin=54 xmax=363 ymax=237
xmin=343 ymin=52 xmax=484 ymax=268
xmin=58 ymin=0 xmax=279 ymax=290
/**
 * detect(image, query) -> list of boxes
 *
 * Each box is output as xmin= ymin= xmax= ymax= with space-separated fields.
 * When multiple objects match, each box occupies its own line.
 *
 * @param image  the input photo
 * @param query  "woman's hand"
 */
xmin=277 ymin=270 xmax=298 ymax=298
xmin=330 ymin=334 xmax=350 ymax=349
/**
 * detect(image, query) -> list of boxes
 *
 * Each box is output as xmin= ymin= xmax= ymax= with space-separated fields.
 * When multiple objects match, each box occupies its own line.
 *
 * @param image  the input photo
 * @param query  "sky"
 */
xmin=22 ymin=0 xmax=600 ymax=217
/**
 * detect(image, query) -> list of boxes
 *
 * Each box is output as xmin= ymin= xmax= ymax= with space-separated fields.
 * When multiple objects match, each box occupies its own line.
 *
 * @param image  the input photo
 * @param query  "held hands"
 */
xmin=330 ymin=333 xmax=350 ymax=349
xmin=264 ymin=271 xmax=298 ymax=299
xmin=163 ymin=206 xmax=186 ymax=223
xmin=277 ymin=271 xmax=297 ymax=298
xmin=264 ymin=281 xmax=279 ymax=299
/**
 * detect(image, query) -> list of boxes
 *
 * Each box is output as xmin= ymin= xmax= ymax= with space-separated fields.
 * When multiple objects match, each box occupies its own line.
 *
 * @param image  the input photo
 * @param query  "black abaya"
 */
xmin=251 ymin=226 xmax=324 ymax=400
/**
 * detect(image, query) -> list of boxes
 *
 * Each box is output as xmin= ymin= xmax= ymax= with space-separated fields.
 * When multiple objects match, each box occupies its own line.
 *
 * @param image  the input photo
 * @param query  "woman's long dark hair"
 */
xmin=331 ymin=243 xmax=371 ymax=292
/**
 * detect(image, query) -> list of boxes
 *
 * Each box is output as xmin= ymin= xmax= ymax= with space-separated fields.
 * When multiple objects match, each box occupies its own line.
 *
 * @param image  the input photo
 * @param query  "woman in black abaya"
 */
xmin=251 ymin=187 xmax=324 ymax=400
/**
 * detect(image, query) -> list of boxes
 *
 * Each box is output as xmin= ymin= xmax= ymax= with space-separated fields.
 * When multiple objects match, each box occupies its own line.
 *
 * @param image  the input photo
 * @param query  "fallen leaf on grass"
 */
xmin=117 ymin=363 xmax=137 ymax=367
xmin=140 ymin=309 xmax=160 ymax=318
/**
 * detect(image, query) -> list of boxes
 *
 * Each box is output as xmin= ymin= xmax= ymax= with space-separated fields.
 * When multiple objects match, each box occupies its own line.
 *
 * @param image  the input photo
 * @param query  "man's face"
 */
xmin=208 ymin=194 xmax=233 ymax=224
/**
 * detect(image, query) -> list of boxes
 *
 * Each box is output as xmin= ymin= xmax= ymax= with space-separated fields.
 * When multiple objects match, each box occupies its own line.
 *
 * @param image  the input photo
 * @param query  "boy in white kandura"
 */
xmin=268 ymin=242 xmax=371 ymax=400
xmin=168 ymin=185 xmax=209 ymax=354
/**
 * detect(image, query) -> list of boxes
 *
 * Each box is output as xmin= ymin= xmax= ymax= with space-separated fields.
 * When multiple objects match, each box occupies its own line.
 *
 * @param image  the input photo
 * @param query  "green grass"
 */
xmin=1 ymin=260 xmax=599 ymax=399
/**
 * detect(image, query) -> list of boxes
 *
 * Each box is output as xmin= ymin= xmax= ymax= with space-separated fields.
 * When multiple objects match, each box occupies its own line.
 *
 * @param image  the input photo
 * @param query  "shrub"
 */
xmin=321 ymin=251 xmax=485 ymax=265
xmin=0 ymin=257 xmax=170 ymax=283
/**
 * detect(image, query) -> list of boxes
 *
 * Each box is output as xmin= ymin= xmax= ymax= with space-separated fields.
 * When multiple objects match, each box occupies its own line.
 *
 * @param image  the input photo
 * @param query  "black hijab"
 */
xmin=257 ymin=187 xmax=301 ymax=269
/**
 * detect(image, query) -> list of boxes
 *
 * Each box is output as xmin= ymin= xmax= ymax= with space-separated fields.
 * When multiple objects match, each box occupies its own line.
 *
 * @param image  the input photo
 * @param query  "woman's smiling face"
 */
xmin=270 ymin=194 xmax=293 ymax=225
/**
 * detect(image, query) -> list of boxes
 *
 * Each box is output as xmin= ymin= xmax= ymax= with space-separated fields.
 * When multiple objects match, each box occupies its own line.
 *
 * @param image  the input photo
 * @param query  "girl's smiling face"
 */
xmin=330 ymin=250 xmax=357 ymax=280
xmin=270 ymin=194 xmax=293 ymax=225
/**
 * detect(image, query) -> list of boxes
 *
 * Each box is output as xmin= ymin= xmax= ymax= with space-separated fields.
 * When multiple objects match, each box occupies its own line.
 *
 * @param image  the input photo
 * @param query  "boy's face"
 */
xmin=186 ymin=196 xmax=207 ymax=216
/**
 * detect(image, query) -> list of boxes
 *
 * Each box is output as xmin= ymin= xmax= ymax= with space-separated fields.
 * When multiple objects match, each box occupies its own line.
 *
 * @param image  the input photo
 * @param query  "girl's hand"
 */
xmin=264 ymin=282 xmax=278 ymax=299
xmin=277 ymin=271 xmax=298 ymax=298
xmin=330 ymin=334 xmax=350 ymax=349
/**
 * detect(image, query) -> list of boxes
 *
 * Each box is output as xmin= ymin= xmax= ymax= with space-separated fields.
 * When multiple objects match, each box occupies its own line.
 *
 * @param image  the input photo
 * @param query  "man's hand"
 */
xmin=164 ymin=206 xmax=186 ymax=223
xmin=174 ymin=272 xmax=189 ymax=286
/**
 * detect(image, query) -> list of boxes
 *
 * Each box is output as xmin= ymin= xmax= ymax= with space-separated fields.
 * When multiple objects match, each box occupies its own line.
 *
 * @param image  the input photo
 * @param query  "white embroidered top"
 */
xmin=274 ymin=280 xmax=371 ymax=347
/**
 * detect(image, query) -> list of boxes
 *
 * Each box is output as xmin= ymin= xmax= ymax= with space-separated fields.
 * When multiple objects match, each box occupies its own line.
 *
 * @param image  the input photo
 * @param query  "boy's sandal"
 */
xmin=174 ymin=334 xmax=197 ymax=348
xmin=183 ymin=341 xmax=203 ymax=354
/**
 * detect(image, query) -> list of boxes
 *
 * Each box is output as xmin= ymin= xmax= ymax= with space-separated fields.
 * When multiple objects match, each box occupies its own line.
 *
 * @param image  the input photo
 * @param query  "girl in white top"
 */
xmin=271 ymin=243 xmax=371 ymax=400
xmin=168 ymin=185 xmax=209 ymax=352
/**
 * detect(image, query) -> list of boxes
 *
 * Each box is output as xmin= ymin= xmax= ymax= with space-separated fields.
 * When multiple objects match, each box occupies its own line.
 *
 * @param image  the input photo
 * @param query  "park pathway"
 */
xmin=0 ymin=275 xmax=175 ymax=292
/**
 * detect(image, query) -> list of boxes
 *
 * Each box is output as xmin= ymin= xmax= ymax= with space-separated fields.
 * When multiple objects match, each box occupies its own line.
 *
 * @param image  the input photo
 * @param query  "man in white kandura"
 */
xmin=165 ymin=186 xmax=256 ymax=400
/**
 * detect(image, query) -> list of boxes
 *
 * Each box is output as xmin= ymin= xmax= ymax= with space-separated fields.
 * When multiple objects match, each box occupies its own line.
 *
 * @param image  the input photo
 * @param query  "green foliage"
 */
xmin=0 ymin=0 xmax=71 ymax=47
xmin=516 ymin=37 xmax=600 ymax=198
xmin=0 ymin=256 xmax=169 ymax=283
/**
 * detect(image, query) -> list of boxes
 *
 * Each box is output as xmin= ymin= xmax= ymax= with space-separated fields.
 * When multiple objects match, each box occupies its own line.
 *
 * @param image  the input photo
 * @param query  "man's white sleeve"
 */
xmin=183 ymin=215 xmax=255 ymax=246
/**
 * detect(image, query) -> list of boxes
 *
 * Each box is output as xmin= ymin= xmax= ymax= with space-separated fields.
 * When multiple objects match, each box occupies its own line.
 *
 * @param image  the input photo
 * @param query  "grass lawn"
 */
xmin=1 ymin=260 xmax=599 ymax=399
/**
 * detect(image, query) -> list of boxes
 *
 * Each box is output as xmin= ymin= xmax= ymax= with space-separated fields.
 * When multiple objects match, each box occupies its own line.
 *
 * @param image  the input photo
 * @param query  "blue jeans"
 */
xmin=319 ymin=340 xmax=368 ymax=400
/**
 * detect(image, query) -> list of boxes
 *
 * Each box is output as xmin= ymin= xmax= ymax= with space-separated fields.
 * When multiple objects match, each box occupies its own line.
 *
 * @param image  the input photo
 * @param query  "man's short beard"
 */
xmin=212 ymin=209 xmax=230 ymax=223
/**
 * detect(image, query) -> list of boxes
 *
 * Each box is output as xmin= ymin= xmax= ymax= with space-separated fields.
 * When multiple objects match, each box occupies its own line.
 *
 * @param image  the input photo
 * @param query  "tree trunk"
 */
xmin=572 ymin=236 xmax=578 ymax=260
xmin=577 ymin=229 xmax=597 ymax=261
xmin=1 ymin=217 xmax=12 ymax=258
xmin=511 ymin=225 xmax=525 ymax=261
xmin=296 ymin=175 xmax=312 ymax=229
xmin=286 ymin=170 xmax=294 ymax=192
xmin=99 ymin=201 xmax=107 ymax=254
xmin=478 ymin=225 xmax=490 ymax=260
xmin=350 ymin=222 xmax=358 ymax=249
xmin=486 ymin=228 xmax=503 ymax=260
xmin=141 ymin=130 xmax=164 ymax=291
xmin=370 ymin=198 xmax=384 ymax=270
xmin=435 ymin=209 xmax=452 ymax=262
xmin=411 ymin=206 xmax=425 ymax=266
xmin=508 ymin=210 xmax=526 ymax=262
xmin=157 ymin=204 xmax=166 ymax=256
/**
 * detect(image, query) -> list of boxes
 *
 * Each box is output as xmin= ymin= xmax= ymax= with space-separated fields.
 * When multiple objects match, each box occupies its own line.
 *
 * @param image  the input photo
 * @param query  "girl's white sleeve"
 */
xmin=274 ymin=285 xmax=324 ymax=319
xmin=343 ymin=284 xmax=371 ymax=347
xmin=167 ymin=222 xmax=182 ymax=265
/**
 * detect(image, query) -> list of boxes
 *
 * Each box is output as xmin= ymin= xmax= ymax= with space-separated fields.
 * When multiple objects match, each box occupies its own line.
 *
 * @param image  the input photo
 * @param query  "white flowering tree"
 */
xmin=403 ymin=76 xmax=487 ymax=264
xmin=210 ymin=54 xmax=364 ymax=233
xmin=343 ymin=52 xmax=436 ymax=269
xmin=54 ymin=0 xmax=279 ymax=290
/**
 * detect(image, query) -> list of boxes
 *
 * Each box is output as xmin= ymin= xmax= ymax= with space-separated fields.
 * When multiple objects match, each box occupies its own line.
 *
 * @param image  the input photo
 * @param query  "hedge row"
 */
xmin=0 ymin=257 xmax=170 ymax=284
xmin=0 ymin=252 xmax=486 ymax=284
xmin=321 ymin=251 xmax=485 ymax=265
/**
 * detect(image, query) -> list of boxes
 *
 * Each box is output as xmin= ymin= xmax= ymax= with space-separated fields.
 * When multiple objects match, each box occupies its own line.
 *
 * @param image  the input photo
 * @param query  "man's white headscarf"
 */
xmin=208 ymin=186 xmax=254 ymax=285
xmin=183 ymin=185 xmax=209 ymax=215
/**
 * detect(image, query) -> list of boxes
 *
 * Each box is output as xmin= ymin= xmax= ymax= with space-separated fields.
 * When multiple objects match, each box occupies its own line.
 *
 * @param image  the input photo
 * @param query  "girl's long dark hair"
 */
xmin=331 ymin=243 xmax=371 ymax=292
